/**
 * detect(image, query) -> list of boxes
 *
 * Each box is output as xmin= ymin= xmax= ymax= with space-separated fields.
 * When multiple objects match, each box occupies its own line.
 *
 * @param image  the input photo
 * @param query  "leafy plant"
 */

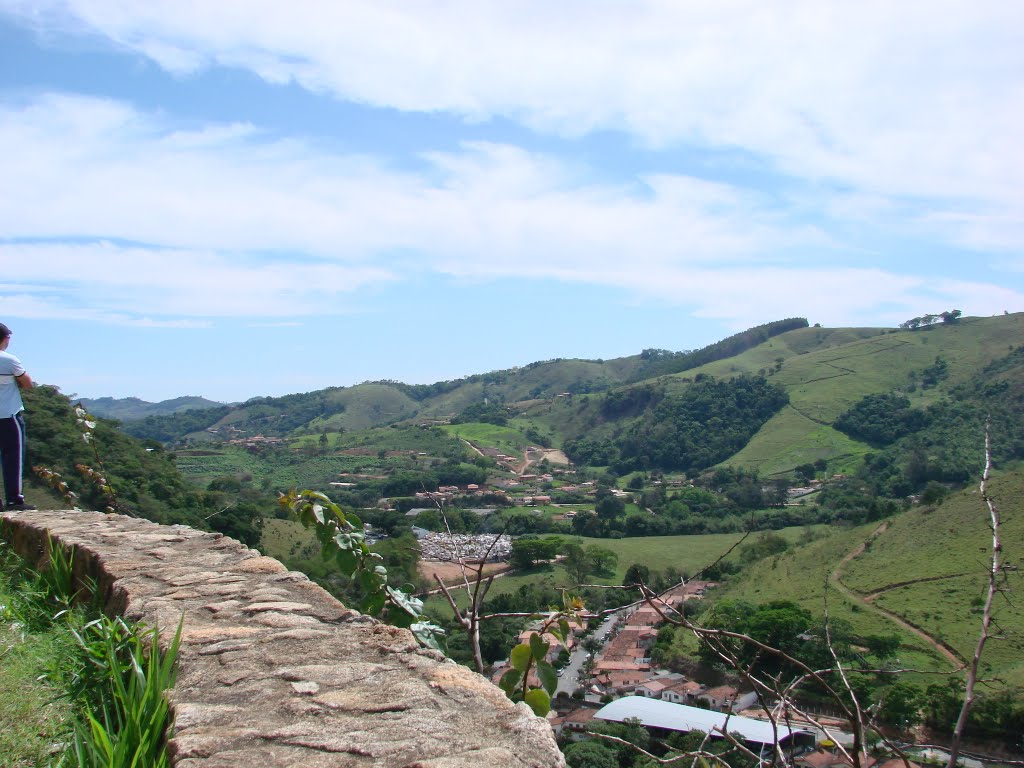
xmin=64 ymin=616 xmax=181 ymax=768
xmin=2 ymin=537 xmax=179 ymax=766
xmin=497 ymin=609 xmax=576 ymax=716
xmin=277 ymin=489 xmax=443 ymax=648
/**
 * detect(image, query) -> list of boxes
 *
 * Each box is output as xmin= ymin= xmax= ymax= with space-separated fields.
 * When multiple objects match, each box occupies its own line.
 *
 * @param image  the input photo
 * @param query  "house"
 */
xmin=636 ymin=679 xmax=673 ymax=698
xmin=661 ymin=680 xmax=705 ymax=705
xmin=696 ymin=684 xmax=758 ymax=713
xmin=594 ymin=670 xmax=647 ymax=694
xmin=551 ymin=707 xmax=598 ymax=739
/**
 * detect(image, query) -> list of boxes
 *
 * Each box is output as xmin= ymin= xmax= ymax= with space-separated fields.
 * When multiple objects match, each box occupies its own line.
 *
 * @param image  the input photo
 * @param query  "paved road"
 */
xmin=555 ymin=609 xmax=626 ymax=696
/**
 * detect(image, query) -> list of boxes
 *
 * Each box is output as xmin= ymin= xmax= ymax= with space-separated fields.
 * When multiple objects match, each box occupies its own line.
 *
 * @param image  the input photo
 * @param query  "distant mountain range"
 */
xmin=84 ymin=313 xmax=1024 ymax=484
xmin=79 ymin=395 xmax=226 ymax=420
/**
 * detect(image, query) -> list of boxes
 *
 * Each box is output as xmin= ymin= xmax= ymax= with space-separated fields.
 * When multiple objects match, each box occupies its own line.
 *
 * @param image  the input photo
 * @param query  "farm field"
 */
xmin=174 ymin=425 xmax=469 ymax=490
xmin=422 ymin=525 xmax=823 ymax=614
xmin=440 ymin=422 xmax=533 ymax=460
xmin=175 ymin=445 xmax=394 ymax=489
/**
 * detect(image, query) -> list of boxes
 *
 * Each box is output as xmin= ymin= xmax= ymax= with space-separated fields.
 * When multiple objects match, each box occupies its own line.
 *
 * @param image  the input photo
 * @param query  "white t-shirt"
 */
xmin=0 ymin=350 xmax=26 ymax=418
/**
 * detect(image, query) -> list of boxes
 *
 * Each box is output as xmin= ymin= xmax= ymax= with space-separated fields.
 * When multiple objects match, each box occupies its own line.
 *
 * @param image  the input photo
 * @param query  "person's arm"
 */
xmin=15 ymin=371 xmax=33 ymax=389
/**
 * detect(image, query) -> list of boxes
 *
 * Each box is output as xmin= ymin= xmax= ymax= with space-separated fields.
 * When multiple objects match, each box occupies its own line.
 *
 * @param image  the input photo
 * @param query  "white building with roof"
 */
xmin=594 ymin=696 xmax=814 ymax=750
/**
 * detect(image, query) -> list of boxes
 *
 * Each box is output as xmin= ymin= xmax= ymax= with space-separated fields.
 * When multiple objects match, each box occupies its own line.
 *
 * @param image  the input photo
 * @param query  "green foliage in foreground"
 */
xmin=65 ymin=616 xmax=181 ymax=768
xmin=0 ymin=549 xmax=77 ymax=766
xmin=498 ymin=611 xmax=576 ymax=717
xmin=0 ymin=541 xmax=180 ymax=767
xmin=277 ymin=489 xmax=442 ymax=647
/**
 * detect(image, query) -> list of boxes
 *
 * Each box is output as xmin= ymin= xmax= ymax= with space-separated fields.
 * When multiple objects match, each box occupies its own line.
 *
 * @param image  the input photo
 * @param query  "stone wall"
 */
xmin=0 ymin=509 xmax=565 ymax=767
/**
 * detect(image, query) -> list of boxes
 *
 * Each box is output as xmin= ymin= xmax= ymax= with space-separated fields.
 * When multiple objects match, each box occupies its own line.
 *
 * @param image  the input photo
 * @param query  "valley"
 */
xmin=46 ymin=311 xmax=1024 ymax=757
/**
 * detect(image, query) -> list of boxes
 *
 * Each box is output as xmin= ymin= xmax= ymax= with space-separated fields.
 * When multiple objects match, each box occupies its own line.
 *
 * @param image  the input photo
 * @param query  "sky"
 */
xmin=1 ymin=2 xmax=1023 ymax=404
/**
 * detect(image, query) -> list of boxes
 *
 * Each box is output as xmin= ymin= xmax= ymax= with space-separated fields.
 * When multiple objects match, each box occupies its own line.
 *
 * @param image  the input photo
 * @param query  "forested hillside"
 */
xmin=22 ymin=386 xmax=265 ymax=545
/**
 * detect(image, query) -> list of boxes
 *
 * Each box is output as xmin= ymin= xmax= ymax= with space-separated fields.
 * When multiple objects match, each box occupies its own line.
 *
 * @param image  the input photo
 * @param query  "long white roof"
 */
xmin=595 ymin=696 xmax=809 ymax=745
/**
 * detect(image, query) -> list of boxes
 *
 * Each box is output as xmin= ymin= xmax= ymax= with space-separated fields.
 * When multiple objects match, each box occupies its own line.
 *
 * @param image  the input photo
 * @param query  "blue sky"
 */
xmin=2 ymin=2 xmax=1022 ymax=403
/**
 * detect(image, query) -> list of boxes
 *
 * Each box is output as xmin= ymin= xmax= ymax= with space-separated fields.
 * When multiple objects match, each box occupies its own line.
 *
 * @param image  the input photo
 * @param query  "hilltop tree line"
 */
xmin=898 ymin=309 xmax=961 ymax=330
xmin=626 ymin=317 xmax=808 ymax=382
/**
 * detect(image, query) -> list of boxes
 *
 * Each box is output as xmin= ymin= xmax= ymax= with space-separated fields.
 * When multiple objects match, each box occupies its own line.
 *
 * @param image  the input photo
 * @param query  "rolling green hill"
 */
xmin=92 ymin=312 xmax=1024 ymax=535
xmin=715 ymin=465 xmax=1024 ymax=686
xmin=114 ymin=316 xmax=1021 ymax=460
xmin=40 ymin=313 xmax=1024 ymax=704
xmin=714 ymin=315 xmax=1024 ymax=473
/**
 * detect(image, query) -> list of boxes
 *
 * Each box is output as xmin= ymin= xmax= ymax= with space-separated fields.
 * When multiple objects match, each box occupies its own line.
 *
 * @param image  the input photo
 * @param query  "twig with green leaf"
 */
xmin=496 ymin=602 xmax=581 ymax=717
xmin=277 ymin=489 xmax=444 ymax=648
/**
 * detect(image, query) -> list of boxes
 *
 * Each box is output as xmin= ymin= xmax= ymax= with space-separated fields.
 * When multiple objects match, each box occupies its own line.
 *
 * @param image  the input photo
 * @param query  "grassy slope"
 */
xmin=414 ymin=358 xmax=642 ymax=419
xmin=705 ymin=315 xmax=1024 ymax=475
xmin=309 ymin=384 xmax=420 ymax=432
xmin=0 ymin=561 xmax=75 ymax=766
xmin=840 ymin=468 xmax=1024 ymax=685
xmin=439 ymin=422 xmax=533 ymax=459
xmin=260 ymin=518 xmax=321 ymax=562
xmin=713 ymin=522 xmax=952 ymax=675
xmin=715 ymin=465 xmax=1024 ymax=686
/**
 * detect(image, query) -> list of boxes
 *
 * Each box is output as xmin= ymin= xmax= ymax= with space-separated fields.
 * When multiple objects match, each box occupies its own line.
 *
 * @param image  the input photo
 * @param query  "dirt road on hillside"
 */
xmin=830 ymin=522 xmax=964 ymax=668
xmin=462 ymin=438 xmax=570 ymax=476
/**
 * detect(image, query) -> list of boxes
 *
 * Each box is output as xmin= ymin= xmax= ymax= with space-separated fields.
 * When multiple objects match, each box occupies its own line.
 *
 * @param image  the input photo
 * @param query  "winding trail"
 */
xmin=830 ymin=521 xmax=964 ymax=668
xmin=862 ymin=572 xmax=971 ymax=603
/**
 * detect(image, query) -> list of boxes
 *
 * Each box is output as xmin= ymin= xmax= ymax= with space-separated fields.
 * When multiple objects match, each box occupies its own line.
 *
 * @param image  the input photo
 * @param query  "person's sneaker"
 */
xmin=5 ymin=501 xmax=36 ymax=511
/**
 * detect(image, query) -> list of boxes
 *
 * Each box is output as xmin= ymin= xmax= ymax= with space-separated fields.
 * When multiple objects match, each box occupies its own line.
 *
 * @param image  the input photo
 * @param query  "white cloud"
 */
xmin=5 ymin=0 xmax=1022 ymax=236
xmin=2 ymin=92 xmax=1022 ymax=328
xmin=0 ymin=94 xmax=805 ymax=315
xmin=0 ymin=241 xmax=393 ymax=319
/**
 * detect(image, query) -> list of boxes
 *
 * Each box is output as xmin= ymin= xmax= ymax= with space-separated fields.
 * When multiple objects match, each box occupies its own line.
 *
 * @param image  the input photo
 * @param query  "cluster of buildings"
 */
xmin=223 ymin=433 xmax=286 ymax=450
xmin=537 ymin=581 xmax=924 ymax=762
xmin=532 ymin=581 xmax=843 ymax=755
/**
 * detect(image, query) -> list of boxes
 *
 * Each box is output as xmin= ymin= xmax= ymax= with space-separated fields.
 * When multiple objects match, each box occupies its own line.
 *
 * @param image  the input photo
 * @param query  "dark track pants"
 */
xmin=0 ymin=412 xmax=26 ymax=505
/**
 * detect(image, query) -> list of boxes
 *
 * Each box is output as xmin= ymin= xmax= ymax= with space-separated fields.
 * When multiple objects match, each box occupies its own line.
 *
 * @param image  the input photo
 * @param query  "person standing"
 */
xmin=0 ymin=323 xmax=35 ymax=511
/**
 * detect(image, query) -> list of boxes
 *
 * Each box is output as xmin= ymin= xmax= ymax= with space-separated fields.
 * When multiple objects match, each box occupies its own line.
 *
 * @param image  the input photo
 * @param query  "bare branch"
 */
xmin=948 ymin=419 xmax=1004 ymax=768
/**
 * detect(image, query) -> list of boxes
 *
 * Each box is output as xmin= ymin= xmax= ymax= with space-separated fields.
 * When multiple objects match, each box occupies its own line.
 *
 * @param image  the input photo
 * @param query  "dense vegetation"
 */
xmin=79 ymin=395 xmax=223 ymax=421
xmin=119 ymin=404 xmax=233 ymax=443
xmin=0 ymin=543 xmax=179 ymax=766
xmin=24 ymin=386 xmax=265 ymax=543
xmin=836 ymin=345 xmax=1024 ymax=498
xmin=565 ymin=375 xmax=789 ymax=474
